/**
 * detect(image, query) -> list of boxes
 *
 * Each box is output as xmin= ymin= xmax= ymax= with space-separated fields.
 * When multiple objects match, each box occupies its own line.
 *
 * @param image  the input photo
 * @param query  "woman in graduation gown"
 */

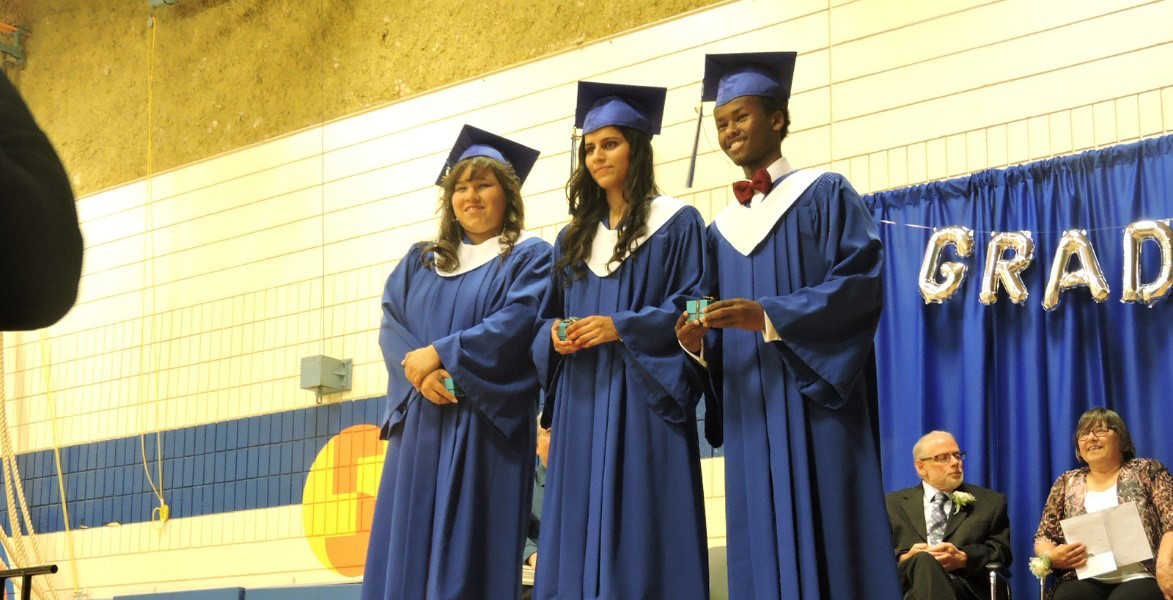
xmin=531 ymin=82 xmax=710 ymax=600
xmin=362 ymin=125 xmax=553 ymax=600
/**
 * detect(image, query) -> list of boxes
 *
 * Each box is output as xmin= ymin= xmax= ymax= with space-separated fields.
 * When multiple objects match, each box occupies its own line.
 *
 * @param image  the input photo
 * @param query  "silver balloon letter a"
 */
xmin=1042 ymin=229 xmax=1110 ymax=310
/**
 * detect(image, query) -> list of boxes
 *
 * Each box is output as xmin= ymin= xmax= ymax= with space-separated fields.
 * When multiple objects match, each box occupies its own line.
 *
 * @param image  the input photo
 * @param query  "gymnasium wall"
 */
xmin=0 ymin=0 xmax=722 ymax=196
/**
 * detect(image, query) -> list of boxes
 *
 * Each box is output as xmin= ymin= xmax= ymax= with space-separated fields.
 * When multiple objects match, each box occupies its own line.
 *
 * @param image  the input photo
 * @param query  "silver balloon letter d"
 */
xmin=1121 ymin=219 xmax=1173 ymax=306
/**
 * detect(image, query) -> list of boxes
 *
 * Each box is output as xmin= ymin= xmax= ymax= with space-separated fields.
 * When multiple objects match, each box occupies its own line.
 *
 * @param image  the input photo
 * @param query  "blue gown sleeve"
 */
xmin=432 ymin=240 xmax=553 ymax=442
xmin=611 ymin=207 xmax=708 ymax=423
xmin=377 ymin=245 xmax=426 ymax=439
xmin=697 ymin=226 xmax=724 ymax=447
xmin=531 ymin=231 xmax=567 ymax=429
xmin=757 ymin=174 xmax=884 ymax=409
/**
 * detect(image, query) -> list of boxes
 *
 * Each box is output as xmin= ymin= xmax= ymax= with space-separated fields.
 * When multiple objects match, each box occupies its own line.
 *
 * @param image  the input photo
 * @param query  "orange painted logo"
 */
xmin=302 ymin=424 xmax=388 ymax=577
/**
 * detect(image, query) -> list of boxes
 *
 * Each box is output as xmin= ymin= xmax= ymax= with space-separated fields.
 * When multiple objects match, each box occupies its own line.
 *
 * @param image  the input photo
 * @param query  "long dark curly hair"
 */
xmin=554 ymin=125 xmax=659 ymax=284
xmin=421 ymin=156 xmax=525 ymax=272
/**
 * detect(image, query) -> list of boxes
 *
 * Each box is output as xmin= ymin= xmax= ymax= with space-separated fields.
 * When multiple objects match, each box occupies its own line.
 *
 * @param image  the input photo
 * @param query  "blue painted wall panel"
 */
xmin=1 ymin=398 xmax=390 ymax=534
xmin=244 ymin=584 xmax=361 ymax=600
xmin=115 ymin=587 xmax=244 ymax=600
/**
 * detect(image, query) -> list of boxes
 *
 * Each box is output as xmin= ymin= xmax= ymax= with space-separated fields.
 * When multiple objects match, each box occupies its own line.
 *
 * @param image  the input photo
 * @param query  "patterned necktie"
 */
xmin=927 ymin=492 xmax=948 ymax=546
xmin=731 ymin=168 xmax=773 ymax=205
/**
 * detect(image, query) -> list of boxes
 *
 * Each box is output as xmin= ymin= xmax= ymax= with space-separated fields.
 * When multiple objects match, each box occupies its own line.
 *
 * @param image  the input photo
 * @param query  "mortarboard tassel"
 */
xmin=570 ymin=126 xmax=579 ymax=177
xmin=686 ymin=101 xmax=704 ymax=188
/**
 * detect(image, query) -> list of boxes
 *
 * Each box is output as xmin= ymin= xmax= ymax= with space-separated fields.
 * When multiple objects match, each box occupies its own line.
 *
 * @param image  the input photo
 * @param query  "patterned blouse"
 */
xmin=1034 ymin=458 xmax=1173 ymax=584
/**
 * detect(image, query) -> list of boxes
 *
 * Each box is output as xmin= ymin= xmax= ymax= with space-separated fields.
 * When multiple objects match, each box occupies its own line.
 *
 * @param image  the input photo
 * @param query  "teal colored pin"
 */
xmin=686 ymin=297 xmax=713 ymax=323
xmin=441 ymin=376 xmax=463 ymax=398
xmin=557 ymin=317 xmax=580 ymax=341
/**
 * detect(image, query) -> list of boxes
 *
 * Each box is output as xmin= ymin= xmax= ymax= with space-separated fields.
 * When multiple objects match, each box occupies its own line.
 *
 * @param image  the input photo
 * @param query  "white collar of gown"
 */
xmin=436 ymin=231 xmax=536 ymax=277
xmin=713 ymin=156 xmax=826 ymax=256
xmin=586 ymin=195 xmax=686 ymax=277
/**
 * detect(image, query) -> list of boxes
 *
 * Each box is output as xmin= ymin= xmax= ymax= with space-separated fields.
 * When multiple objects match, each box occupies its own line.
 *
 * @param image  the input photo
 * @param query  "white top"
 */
xmin=585 ymin=195 xmax=686 ymax=277
xmin=713 ymin=156 xmax=826 ymax=256
xmin=436 ymin=231 xmax=536 ymax=277
xmin=1084 ymin=484 xmax=1152 ymax=583
xmin=1083 ymin=486 xmax=1118 ymax=513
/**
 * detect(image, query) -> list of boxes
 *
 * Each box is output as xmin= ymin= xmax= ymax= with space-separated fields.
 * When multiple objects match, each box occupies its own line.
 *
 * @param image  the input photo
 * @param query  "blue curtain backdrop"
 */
xmin=864 ymin=134 xmax=1173 ymax=600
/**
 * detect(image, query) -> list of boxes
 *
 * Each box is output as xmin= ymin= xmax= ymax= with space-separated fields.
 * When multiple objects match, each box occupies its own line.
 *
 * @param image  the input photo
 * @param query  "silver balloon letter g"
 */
xmin=919 ymin=226 xmax=975 ymax=304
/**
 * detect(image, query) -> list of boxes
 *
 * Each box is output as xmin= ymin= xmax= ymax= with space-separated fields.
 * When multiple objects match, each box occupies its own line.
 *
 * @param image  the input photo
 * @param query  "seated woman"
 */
xmin=1034 ymin=407 xmax=1173 ymax=600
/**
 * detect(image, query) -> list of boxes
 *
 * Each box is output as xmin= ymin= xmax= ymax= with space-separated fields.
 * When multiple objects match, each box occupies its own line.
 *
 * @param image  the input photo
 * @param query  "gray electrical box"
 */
xmin=149 ymin=0 xmax=179 ymax=7
xmin=300 ymin=355 xmax=352 ymax=395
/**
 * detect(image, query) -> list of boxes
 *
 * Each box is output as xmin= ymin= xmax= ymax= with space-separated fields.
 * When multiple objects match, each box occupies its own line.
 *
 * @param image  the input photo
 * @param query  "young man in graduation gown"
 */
xmin=676 ymin=51 xmax=903 ymax=600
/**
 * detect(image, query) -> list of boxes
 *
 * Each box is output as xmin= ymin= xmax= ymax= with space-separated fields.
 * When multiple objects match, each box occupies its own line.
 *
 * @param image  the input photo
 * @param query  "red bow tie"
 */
xmin=732 ymin=168 xmax=773 ymax=206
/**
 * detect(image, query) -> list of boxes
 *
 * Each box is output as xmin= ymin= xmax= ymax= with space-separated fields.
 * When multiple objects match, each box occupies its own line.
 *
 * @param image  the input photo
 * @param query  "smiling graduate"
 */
xmin=362 ymin=125 xmax=552 ymax=600
xmin=675 ymin=51 xmax=903 ymax=600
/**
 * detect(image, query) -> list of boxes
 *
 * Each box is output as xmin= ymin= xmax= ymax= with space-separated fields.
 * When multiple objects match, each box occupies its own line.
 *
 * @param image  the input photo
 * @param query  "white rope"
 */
xmin=0 ymin=333 xmax=54 ymax=600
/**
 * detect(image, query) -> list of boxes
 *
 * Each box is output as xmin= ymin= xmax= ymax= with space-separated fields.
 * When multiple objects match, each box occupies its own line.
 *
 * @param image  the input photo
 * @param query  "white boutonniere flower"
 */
xmin=1028 ymin=553 xmax=1052 ymax=579
xmin=950 ymin=491 xmax=976 ymax=514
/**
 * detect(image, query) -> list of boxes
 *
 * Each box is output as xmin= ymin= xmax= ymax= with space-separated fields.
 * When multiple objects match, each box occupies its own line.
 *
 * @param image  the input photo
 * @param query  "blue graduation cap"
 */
xmin=702 ymin=51 xmax=797 ymax=108
xmin=574 ymin=81 xmax=668 ymax=136
xmin=686 ymin=51 xmax=797 ymax=187
xmin=435 ymin=124 xmax=541 ymax=186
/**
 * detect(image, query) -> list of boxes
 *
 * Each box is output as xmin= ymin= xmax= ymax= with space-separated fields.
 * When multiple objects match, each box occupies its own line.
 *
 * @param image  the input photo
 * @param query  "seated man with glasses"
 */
xmin=886 ymin=431 xmax=1012 ymax=600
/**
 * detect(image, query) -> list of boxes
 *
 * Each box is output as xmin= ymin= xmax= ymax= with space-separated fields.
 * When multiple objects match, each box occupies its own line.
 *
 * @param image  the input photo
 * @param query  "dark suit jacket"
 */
xmin=886 ymin=482 xmax=1012 ymax=598
xmin=1 ymin=72 xmax=83 ymax=331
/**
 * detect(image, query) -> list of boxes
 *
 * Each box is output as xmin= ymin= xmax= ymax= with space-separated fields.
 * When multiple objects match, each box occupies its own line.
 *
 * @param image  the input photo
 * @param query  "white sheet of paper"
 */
xmin=1061 ymin=513 xmax=1115 ymax=579
xmin=1078 ymin=552 xmax=1117 ymax=579
xmin=1060 ymin=501 xmax=1153 ymax=579
xmin=1103 ymin=502 xmax=1153 ymax=566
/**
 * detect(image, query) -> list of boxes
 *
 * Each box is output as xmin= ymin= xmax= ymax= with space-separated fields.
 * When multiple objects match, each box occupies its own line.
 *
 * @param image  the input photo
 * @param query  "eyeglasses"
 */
xmin=1077 ymin=427 xmax=1114 ymax=441
xmin=918 ymin=451 xmax=965 ymax=464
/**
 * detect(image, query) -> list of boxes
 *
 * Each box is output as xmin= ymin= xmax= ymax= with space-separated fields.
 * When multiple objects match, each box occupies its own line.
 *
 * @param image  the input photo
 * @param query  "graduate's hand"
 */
xmin=675 ymin=311 xmax=707 ymax=354
xmin=402 ymin=345 xmax=442 ymax=389
xmin=551 ymin=320 xmax=581 ymax=355
xmin=419 ymin=369 xmax=458 ymax=405
xmin=566 ymin=316 xmax=619 ymax=348
xmin=1048 ymin=543 xmax=1088 ymax=569
xmin=927 ymin=542 xmax=967 ymax=572
xmin=527 ymin=552 xmax=538 ymax=569
xmin=701 ymin=298 xmax=766 ymax=331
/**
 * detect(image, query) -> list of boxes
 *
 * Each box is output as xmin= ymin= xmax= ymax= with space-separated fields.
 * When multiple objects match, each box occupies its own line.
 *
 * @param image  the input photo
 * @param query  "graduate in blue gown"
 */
xmin=532 ymin=82 xmax=710 ymax=600
xmin=676 ymin=52 xmax=903 ymax=600
xmin=362 ymin=125 xmax=552 ymax=600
